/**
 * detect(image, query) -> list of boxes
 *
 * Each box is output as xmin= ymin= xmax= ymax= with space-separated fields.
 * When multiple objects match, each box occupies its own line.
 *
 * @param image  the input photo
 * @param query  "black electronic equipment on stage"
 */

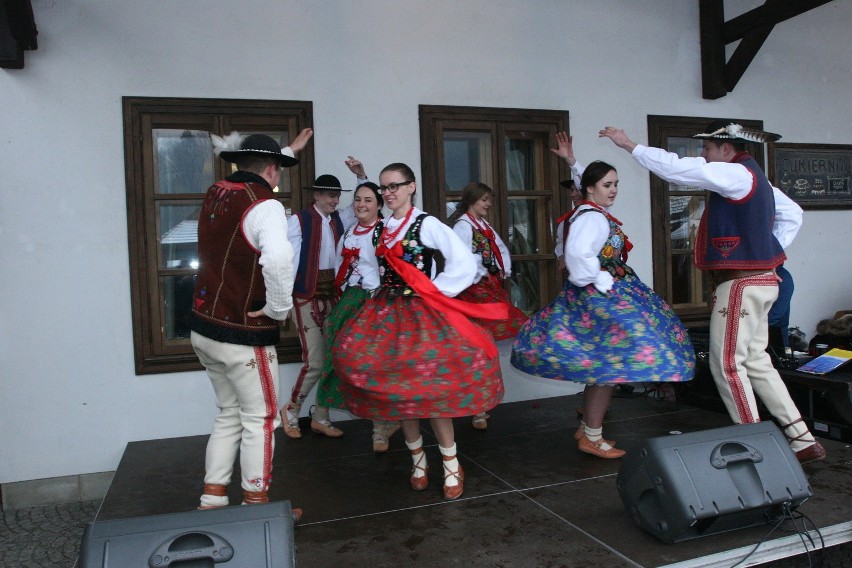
xmin=78 ymin=500 xmax=296 ymax=567
xmin=617 ymin=422 xmax=812 ymax=544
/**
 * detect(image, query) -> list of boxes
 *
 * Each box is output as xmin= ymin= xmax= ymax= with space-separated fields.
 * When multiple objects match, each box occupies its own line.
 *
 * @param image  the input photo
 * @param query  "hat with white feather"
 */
xmin=693 ymin=120 xmax=781 ymax=144
xmin=211 ymin=132 xmax=299 ymax=167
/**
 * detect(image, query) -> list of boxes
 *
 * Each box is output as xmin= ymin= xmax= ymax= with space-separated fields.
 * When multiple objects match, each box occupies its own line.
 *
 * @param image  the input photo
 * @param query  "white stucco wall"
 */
xmin=1 ymin=0 xmax=849 ymax=483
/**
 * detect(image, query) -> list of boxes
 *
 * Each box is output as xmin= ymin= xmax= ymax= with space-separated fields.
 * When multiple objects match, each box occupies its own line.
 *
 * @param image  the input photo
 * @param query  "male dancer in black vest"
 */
xmin=282 ymin=175 xmax=355 ymax=438
xmin=191 ymin=129 xmax=311 ymax=509
xmin=600 ymin=122 xmax=824 ymax=464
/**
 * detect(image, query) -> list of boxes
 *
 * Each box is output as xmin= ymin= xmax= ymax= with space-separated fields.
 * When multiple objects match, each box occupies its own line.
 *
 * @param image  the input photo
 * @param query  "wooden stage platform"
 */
xmin=95 ymin=394 xmax=851 ymax=567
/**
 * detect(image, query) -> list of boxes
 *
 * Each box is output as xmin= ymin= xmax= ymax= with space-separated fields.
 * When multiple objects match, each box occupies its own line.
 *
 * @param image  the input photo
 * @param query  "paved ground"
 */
xmin=0 ymin=500 xmax=98 ymax=568
xmin=0 ymin=499 xmax=849 ymax=567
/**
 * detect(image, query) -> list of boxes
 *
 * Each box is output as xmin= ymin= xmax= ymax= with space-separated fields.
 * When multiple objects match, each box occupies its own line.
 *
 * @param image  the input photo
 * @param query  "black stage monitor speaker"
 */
xmin=78 ymin=500 xmax=296 ymax=567
xmin=617 ymin=421 xmax=812 ymax=544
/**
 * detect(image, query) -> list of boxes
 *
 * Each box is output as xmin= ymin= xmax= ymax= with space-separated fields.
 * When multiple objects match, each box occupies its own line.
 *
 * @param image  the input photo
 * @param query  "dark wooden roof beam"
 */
xmin=699 ymin=0 xmax=835 ymax=99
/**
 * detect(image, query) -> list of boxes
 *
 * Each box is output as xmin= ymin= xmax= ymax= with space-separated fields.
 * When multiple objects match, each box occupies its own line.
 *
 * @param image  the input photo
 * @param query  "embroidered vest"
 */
xmin=379 ymin=214 xmax=434 ymax=296
xmin=466 ymin=220 xmax=502 ymax=276
xmin=190 ymin=180 xmax=279 ymax=346
xmin=293 ymin=207 xmax=344 ymax=298
xmin=694 ymin=153 xmax=786 ymax=270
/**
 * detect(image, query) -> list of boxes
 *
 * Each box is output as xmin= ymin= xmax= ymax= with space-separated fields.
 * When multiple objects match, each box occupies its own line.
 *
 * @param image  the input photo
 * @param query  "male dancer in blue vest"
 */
xmin=282 ymin=174 xmax=355 ymax=438
xmin=600 ymin=121 xmax=825 ymax=464
xmin=191 ymin=129 xmax=310 ymax=509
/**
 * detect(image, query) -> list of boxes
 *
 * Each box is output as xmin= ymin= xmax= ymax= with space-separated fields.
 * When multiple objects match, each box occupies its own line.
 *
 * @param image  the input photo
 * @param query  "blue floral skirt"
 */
xmin=510 ymin=274 xmax=695 ymax=384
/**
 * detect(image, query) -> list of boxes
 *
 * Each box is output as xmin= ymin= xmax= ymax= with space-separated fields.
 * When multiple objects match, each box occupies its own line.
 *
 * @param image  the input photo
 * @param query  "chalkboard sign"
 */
xmin=768 ymin=142 xmax=852 ymax=209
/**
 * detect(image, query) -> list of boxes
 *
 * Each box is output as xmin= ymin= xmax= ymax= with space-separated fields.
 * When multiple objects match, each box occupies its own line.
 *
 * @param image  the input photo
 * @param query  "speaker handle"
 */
xmin=709 ymin=442 xmax=763 ymax=469
xmin=148 ymin=531 xmax=234 ymax=567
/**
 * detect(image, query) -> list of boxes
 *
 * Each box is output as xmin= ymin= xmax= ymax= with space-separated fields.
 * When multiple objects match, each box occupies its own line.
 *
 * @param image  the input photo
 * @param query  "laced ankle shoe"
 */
xmin=409 ymin=447 xmax=429 ymax=491
xmin=782 ymin=418 xmax=825 ymax=464
xmin=577 ymin=433 xmax=625 ymax=459
xmin=442 ymin=456 xmax=464 ymax=500
xmin=310 ymin=418 xmax=344 ymax=438
xmin=573 ymin=424 xmax=615 ymax=446
xmin=282 ymin=409 xmax=302 ymax=439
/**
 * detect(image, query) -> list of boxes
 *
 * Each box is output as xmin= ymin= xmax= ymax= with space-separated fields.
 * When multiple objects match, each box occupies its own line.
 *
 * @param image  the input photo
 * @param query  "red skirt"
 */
xmin=332 ymin=289 xmax=504 ymax=420
xmin=456 ymin=276 xmax=528 ymax=340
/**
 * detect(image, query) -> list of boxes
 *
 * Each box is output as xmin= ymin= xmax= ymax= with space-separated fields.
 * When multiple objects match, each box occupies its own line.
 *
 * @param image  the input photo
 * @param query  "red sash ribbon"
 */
xmin=335 ymin=247 xmax=361 ymax=290
xmin=376 ymin=240 xmax=508 ymax=358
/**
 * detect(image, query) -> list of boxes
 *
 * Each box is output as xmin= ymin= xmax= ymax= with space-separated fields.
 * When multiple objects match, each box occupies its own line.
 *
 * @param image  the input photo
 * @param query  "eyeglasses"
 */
xmin=379 ymin=181 xmax=414 ymax=193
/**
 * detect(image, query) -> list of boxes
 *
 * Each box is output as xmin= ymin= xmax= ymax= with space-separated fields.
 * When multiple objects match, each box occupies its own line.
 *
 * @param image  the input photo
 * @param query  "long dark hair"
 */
xmin=579 ymin=161 xmax=617 ymax=197
xmin=447 ymin=182 xmax=493 ymax=225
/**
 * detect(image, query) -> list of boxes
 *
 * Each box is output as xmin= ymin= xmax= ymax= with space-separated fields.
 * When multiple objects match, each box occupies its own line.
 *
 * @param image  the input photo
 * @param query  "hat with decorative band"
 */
xmin=307 ymin=174 xmax=352 ymax=192
xmin=559 ymin=179 xmax=577 ymax=189
xmin=212 ymin=132 xmax=299 ymax=167
xmin=693 ymin=120 xmax=781 ymax=143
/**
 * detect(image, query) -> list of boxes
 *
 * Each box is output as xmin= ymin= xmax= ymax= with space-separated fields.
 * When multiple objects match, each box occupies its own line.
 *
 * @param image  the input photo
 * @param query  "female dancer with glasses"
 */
xmin=333 ymin=163 xmax=506 ymax=500
xmin=511 ymin=161 xmax=694 ymax=458
xmin=447 ymin=182 xmax=528 ymax=430
xmin=316 ymin=181 xmax=401 ymax=453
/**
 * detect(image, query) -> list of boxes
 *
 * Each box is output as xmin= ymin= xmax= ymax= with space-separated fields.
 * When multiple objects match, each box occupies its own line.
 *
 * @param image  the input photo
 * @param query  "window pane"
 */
xmin=509 ymin=261 xmax=540 ymax=313
xmin=445 ymin=200 xmax=461 ymax=219
xmin=504 ymin=132 xmax=545 ymax=191
xmin=153 ymin=129 xmax=214 ymax=194
xmin=507 ymin=199 xmax=541 ymax=254
xmin=161 ymin=274 xmax=196 ymax=341
xmin=671 ymin=253 xmax=709 ymax=308
xmin=159 ymin=204 xmax=200 ymax=269
xmin=443 ymin=131 xmax=493 ymax=190
xmin=669 ymin=195 xmax=704 ymax=250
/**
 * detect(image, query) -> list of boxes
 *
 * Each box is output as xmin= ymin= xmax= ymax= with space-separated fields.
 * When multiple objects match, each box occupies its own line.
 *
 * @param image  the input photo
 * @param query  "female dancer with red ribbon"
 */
xmin=448 ymin=182 xmax=528 ymax=430
xmin=316 ymin=182 xmax=400 ymax=453
xmin=511 ymin=161 xmax=694 ymax=459
xmin=333 ymin=163 xmax=506 ymax=500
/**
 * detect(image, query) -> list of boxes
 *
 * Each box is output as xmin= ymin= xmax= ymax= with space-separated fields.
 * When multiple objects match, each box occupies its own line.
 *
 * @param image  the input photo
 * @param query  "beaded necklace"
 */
xmin=380 ymin=207 xmax=414 ymax=246
xmin=352 ymin=219 xmax=379 ymax=236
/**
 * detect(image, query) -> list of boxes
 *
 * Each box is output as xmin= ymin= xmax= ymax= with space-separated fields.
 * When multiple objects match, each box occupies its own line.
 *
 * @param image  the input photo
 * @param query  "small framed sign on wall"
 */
xmin=768 ymin=142 xmax=852 ymax=209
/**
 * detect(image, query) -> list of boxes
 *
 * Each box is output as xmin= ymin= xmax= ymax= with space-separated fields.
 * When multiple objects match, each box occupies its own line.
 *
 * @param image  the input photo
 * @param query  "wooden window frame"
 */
xmin=647 ymin=114 xmax=765 ymax=327
xmin=419 ymin=105 xmax=570 ymax=313
xmin=123 ymin=97 xmax=314 ymax=374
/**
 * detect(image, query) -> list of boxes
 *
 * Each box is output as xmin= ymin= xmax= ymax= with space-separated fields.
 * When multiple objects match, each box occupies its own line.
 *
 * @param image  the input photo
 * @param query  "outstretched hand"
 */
xmin=289 ymin=128 xmax=314 ymax=154
xmin=344 ymin=155 xmax=367 ymax=179
xmin=598 ymin=126 xmax=636 ymax=152
xmin=549 ymin=131 xmax=576 ymax=165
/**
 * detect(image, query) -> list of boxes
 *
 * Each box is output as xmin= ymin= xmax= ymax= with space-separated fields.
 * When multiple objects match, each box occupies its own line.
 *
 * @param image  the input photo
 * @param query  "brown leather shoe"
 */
xmin=310 ymin=419 xmax=344 ymax=438
xmin=573 ymin=426 xmax=615 ymax=447
xmin=282 ymin=410 xmax=302 ymax=439
xmin=471 ymin=412 xmax=490 ymax=430
xmin=410 ymin=448 xmax=428 ymax=491
xmin=442 ymin=459 xmax=464 ymax=500
xmin=795 ymin=441 xmax=826 ymax=464
xmin=577 ymin=433 xmax=626 ymax=459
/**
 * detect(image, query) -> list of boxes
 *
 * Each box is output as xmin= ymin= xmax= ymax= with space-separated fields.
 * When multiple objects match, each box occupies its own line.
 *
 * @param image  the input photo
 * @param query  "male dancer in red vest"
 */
xmin=600 ymin=121 xmax=825 ymax=464
xmin=191 ymin=129 xmax=311 ymax=509
xmin=282 ymin=175 xmax=355 ymax=438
